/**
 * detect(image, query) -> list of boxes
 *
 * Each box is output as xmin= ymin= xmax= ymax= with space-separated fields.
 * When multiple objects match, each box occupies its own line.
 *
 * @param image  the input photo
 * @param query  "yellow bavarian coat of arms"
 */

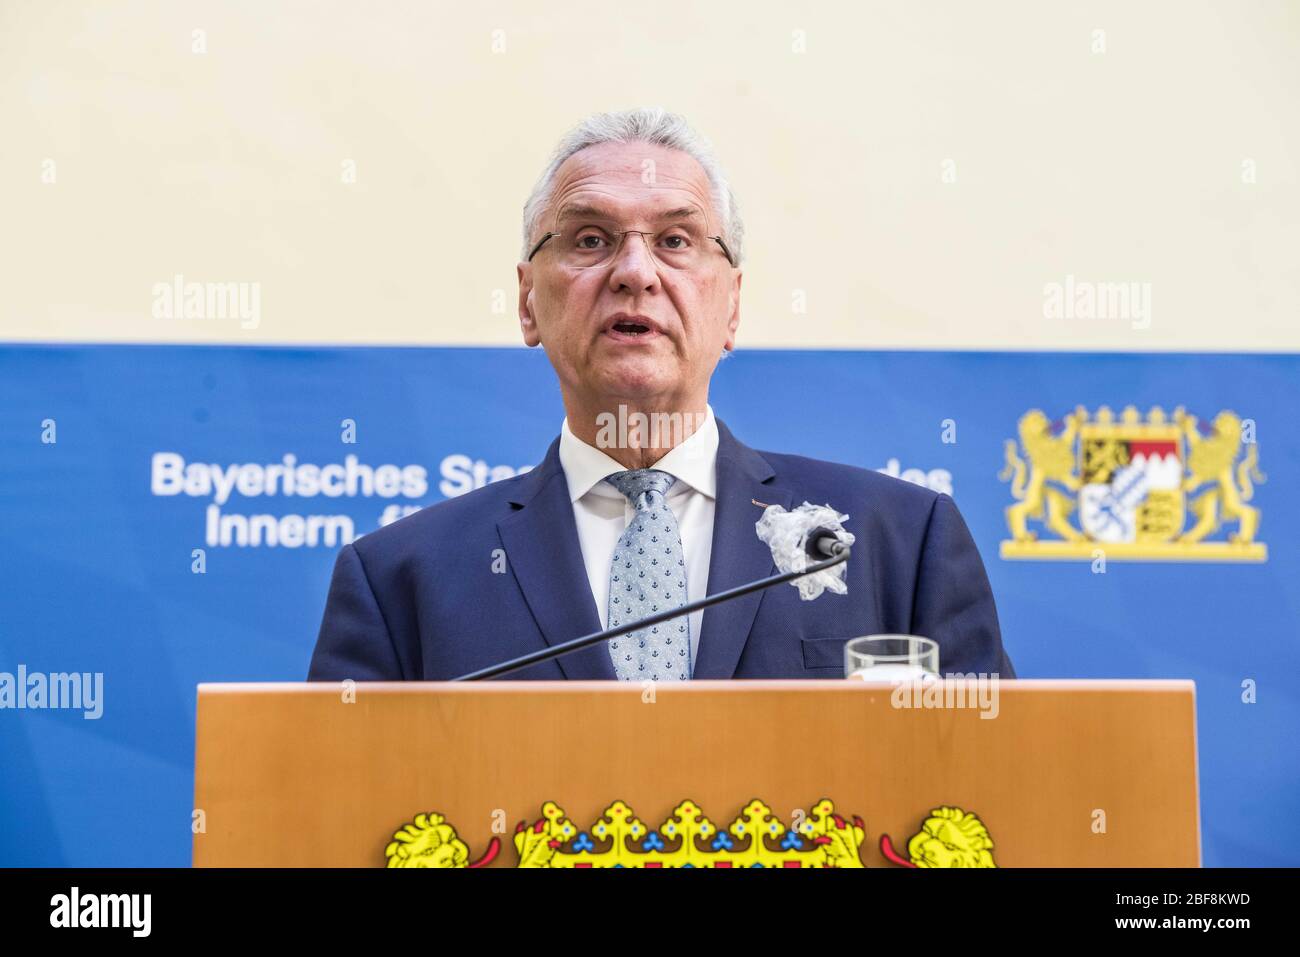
xmin=1000 ymin=405 xmax=1265 ymax=561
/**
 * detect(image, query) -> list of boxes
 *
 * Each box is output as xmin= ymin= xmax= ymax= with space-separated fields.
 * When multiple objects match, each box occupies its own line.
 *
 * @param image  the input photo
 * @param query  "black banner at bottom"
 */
xmin=0 ymin=867 xmax=1281 ymax=942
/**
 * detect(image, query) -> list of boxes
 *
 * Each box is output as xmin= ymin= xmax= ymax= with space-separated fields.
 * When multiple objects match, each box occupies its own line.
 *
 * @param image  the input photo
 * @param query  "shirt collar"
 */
xmin=559 ymin=404 xmax=719 ymax=503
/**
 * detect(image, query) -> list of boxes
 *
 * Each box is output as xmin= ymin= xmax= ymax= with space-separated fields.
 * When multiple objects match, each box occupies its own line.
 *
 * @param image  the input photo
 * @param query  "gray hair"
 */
xmin=520 ymin=107 xmax=744 ymax=265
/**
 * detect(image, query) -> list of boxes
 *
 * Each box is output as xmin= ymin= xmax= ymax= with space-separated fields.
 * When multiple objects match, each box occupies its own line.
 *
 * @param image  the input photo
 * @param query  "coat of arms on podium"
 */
xmin=384 ymin=799 xmax=996 ymax=868
xmin=999 ymin=406 xmax=1266 ymax=561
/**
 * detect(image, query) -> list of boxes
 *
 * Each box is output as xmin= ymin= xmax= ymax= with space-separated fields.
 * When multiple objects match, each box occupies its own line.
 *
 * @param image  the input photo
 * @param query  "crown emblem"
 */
xmin=386 ymin=800 xmax=996 ymax=868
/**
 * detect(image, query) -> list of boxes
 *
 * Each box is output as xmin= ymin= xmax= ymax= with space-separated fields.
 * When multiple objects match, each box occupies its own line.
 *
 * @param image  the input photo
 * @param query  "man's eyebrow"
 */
xmin=655 ymin=205 xmax=706 ymax=221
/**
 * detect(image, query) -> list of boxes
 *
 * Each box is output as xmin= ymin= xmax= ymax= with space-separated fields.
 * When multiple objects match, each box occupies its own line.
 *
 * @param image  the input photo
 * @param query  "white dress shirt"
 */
xmin=558 ymin=405 xmax=718 ymax=673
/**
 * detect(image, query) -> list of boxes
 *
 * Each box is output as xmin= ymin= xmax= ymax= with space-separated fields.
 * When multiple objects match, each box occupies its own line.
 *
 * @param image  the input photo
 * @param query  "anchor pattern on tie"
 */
xmin=603 ymin=469 xmax=691 ymax=681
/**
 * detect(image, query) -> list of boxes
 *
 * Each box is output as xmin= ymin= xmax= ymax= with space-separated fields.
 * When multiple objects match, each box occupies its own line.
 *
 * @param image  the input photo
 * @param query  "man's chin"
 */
xmin=590 ymin=358 xmax=679 ymax=400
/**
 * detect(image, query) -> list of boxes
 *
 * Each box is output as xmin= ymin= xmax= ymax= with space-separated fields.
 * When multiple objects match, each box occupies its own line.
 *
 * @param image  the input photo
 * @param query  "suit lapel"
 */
xmin=692 ymin=419 xmax=791 ymax=679
xmin=496 ymin=437 xmax=617 ymax=680
xmin=498 ymin=419 xmax=788 ymax=682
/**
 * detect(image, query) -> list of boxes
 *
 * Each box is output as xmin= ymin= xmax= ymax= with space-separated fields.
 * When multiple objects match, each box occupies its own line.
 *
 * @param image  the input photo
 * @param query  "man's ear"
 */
xmin=518 ymin=262 xmax=541 ymax=347
xmin=723 ymin=269 xmax=742 ymax=351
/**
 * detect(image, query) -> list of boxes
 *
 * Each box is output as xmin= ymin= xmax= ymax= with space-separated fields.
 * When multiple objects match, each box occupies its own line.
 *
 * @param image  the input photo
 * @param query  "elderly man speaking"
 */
xmin=309 ymin=108 xmax=1014 ymax=683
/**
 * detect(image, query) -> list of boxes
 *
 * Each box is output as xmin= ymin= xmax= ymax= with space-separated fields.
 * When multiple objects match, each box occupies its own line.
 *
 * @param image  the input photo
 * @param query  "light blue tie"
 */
xmin=604 ymin=469 xmax=692 ymax=681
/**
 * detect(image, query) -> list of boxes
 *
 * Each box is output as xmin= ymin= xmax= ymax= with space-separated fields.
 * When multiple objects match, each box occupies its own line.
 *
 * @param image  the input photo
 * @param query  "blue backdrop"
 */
xmin=1 ymin=344 xmax=1296 ymax=866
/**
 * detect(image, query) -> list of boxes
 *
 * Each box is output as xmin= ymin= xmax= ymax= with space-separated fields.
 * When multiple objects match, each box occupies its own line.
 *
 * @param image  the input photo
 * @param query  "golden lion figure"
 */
xmin=1176 ymin=410 xmax=1264 ymax=545
xmin=512 ymin=801 xmax=580 ymax=868
xmin=900 ymin=806 xmax=996 ymax=868
xmin=385 ymin=812 xmax=500 ymax=868
xmin=1001 ymin=408 xmax=1085 ymax=543
xmin=805 ymin=802 xmax=868 ymax=868
xmin=385 ymin=812 xmax=469 ymax=868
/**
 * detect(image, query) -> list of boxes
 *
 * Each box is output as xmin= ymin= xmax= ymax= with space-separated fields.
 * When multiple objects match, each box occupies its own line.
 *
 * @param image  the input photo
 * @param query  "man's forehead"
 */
xmin=555 ymin=200 xmax=707 ymax=223
xmin=547 ymin=142 xmax=714 ymax=219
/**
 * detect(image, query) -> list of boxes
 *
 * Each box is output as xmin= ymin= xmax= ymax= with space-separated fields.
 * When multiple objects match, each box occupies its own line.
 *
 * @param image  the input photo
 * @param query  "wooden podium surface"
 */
xmin=193 ymin=679 xmax=1199 ymax=867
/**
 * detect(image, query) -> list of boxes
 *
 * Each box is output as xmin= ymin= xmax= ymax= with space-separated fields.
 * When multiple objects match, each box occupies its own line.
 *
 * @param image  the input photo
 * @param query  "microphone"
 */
xmin=452 ymin=502 xmax=853 ymax=681
xmin=805 ymin=526 xmax=850 ymax=559
xmin=755 ymin=502 xmax=856 ymax=601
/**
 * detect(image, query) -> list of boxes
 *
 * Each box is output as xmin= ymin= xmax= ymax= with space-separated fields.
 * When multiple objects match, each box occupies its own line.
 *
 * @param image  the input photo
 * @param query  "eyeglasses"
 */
xmin=526 ymin=205 xmax=737 ymax=269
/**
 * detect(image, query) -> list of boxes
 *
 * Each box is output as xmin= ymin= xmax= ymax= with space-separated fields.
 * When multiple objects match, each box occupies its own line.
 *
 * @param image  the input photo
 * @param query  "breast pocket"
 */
xmin=800 ymin=635 xmax=854 ymax=674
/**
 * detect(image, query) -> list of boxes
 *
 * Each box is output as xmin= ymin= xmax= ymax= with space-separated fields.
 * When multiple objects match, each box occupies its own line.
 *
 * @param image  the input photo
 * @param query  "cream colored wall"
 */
xmin=2 ymin=0 xmax=1297 ymax=350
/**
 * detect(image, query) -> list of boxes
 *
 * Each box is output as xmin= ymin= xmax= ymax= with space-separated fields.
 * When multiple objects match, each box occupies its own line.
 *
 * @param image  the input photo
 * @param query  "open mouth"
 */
xmin=604 ymin=316 xmax=661 ymax=341
xmin=611 ymin=320 xmax=652 ymax=336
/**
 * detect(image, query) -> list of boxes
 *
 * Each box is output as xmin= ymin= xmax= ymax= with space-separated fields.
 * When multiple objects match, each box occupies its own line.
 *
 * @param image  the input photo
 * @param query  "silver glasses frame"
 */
xmin=526 ymin=211 xmax=737 ymax=269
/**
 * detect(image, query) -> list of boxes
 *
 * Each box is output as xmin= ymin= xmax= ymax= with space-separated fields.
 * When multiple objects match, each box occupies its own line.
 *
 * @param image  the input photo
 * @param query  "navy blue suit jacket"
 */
xmin=308 ymin=418 xmax=1014 ymax=681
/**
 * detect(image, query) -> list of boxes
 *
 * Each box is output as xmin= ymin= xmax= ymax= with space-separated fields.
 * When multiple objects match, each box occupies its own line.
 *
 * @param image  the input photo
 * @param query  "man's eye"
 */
xmin=660 ymin=234 xmax=689 ymax=250
xmin=576 ymin=234 xmax=605 ymax=249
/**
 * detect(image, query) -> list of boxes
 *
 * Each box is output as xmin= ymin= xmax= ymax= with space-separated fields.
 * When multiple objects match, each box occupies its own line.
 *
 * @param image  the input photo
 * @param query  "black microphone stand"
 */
xmin=453 ymin=535 xmax=850 ymax=681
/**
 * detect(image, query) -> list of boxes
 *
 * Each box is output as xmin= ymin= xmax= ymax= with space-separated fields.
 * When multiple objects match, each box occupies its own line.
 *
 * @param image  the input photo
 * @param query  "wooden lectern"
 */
xmin=193 ymin=679 xmax=1199 ymax=867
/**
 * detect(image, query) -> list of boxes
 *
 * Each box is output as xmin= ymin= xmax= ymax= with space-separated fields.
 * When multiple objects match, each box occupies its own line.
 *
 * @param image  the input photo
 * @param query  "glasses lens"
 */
xmin=550 ymin=207 xmax=716 ymax=269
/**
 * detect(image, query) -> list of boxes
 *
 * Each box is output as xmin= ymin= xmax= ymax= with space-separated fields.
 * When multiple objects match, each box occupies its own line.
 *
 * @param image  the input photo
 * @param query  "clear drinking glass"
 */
xmin=844 ymin=635 xmax=939 ymax=681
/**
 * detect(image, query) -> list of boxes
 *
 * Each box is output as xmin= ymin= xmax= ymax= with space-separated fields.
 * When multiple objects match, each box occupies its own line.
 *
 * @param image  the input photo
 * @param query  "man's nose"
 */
xmin=606 ymin=231 xmax=659 ymax=291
